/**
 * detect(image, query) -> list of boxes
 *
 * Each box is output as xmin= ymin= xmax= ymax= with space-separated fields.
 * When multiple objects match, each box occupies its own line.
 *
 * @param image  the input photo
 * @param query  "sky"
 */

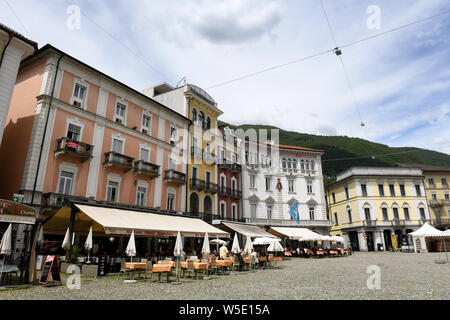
xmin=1 ymin=0 xmax=449 ymax=154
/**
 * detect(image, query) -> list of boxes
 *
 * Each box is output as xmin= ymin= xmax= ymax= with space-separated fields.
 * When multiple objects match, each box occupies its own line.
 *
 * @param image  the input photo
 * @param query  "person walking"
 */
xmin=219 ymin=243 xmax=229 ymax=260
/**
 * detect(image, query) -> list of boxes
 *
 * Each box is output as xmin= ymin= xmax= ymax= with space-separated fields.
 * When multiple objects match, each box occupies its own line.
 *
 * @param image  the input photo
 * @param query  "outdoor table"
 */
xmin=126 ymin=262 xmax=147 ymax=280
xmin=242 ymin=257 xmax=253 ymax=271
xmin=258 ymin=257 xmax=267 ymax=268
xmin=268 ymin=256 xmax=283 ymax=268
xmin=180 ymin=262 xmax=208 ymax=279
xmin=152 ymin=264 xmax=172 ymax=282
xmin=215 ymin=259 xmax=233 ymax=274
xmin=157 ymin=261 xmax=176 ymax=268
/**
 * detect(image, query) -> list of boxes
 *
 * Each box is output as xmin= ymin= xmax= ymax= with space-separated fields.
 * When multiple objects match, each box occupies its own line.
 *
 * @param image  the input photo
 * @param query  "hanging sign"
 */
xmin=38 ymin=255 xmax=62 ymax=287
xmin=0 ymin=199 xmax=35 ymax=224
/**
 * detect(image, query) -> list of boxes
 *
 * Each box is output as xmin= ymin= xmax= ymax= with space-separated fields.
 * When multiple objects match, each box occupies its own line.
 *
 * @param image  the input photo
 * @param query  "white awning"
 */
xmin=221 ymin=222 xmax=277 ymax=238
xmin=408 ymin=222 xmax=443 ymax=237
xmin=252 ymin=237 xmax=281 ymax=245
xmin=44 ymin=204 xmax=229 ymax=238
xmin=270 ymin=227 xmax=323 ymax=241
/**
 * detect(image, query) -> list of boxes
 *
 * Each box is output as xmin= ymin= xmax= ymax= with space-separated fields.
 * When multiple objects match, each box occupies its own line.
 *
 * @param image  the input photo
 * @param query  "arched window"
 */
xmin=305 ymin=160 xmax=310 ymax=170
xmin=347 ymin=206 xmax=353 ymax=223
xmin=282 ymin=158 xmax=286 ymax=169
xmin=293 ymin=159 xmax=297 ymax=169
xmin=192 ymin=108 xmax=197 ymax=122
xmin=287 ymin=158 xmax=292 ymax=169
xmin=204 ymin=196 xmax=212 ymax=215
xmin=206 ymin=116 xmax=211 ymax=129
xmin=301 ymin=160 xmax=305 ymax=170
xmin=310 ymin=161 xmax=315 ymax=171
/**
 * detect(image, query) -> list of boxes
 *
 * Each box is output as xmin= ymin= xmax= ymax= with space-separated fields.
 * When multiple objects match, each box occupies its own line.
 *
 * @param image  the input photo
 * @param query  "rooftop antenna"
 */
xmin=176 ymin=76 xmax=187 ymax=88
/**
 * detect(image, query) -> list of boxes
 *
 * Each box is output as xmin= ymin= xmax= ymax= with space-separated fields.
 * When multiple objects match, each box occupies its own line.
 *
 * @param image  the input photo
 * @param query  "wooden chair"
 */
xmin=210 ymin=257 xmax=217 ymax=275
xmin=232 ymin=256 xmax=241 ymax=272
xmin=141 ymin=258 xmax=147 ymax=263
xmin=185 ymin=259 xmax=196 ymax=279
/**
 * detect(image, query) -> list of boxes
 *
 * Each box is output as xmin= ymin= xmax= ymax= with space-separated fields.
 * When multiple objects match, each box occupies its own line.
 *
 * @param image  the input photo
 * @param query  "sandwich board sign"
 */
xmin=39 ymin=255 xmax=62 ymax=287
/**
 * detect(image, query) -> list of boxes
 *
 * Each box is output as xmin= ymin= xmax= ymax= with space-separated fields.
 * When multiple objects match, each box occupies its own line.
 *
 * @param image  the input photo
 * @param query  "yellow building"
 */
xmin=396 ymin=164 xmax=450 ymax=230
xmin=325 ymin=167 xmax=432 ymax=251
xmin=144 ymin=83 xmax=223 ymax=219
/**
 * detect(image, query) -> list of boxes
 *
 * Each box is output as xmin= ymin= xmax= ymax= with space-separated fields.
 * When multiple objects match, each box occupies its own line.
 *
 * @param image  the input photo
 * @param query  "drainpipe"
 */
xmin=0 ymin=34 xmax=13 ymax=70
xmin=30 ymin=54 xmax=64 ymax=206
xmin=185 ymin=96 xmax=192 ymax=214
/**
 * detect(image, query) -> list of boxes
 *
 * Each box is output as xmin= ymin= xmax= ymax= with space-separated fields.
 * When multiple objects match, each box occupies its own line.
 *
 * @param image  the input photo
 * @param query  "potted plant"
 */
xmin=60 ymin=245 xmax=82 ymax=273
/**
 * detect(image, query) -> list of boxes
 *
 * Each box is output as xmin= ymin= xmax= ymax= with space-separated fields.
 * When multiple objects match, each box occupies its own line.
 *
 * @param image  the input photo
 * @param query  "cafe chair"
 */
xmin=185 ymin=259 xmax=196 ymax=279
xmin=144 ymin=261 xmax=153 ymax=281
xmin=210 ymin=257 xmax=218 ymax=275
xmin=120 ymin=260 xmax=130 ymax=278
xmin=232 ymin=256 xmax=241 ymax=272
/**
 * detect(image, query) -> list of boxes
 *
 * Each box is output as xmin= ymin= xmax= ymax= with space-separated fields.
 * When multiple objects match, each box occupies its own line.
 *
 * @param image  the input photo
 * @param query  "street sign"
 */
xmin=12 ymin=194 xmax=24 ymax=203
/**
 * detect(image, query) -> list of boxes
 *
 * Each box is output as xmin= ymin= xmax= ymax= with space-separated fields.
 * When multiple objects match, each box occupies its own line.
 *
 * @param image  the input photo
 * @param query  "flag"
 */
xmin=289 ymin=200 xmax=300 ymax=224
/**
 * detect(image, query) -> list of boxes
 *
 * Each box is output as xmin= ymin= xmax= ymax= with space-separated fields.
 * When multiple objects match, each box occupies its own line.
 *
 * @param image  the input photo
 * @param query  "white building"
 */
xmin=0 ymin=24 xmax=37 ymax=144
xmin=241 ymin=141 xmax=331 ymax=234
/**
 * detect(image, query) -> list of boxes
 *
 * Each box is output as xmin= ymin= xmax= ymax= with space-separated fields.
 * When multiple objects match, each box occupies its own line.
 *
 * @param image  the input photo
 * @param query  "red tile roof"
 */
xmin=277 ymin=144 xmax=324 ymax=153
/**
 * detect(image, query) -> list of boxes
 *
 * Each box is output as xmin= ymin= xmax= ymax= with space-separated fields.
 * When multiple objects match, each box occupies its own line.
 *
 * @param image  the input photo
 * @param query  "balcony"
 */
xmin=230 ymin=189 xmax=242 ymax=199
xmin=42 ymin=193 xmax=92 ymax=209
xmin=429 ymin=199 xmax=445 ymax=208
xmin=219 ymin=163 xmax=242 ymax=173
xmin=164 ymin=169 xmax=186 ymax=185
xmin=218 ymin=186 xmax=232 ymax=197
xmin=55 ymin=137 xmax=93 ymax=162
xmin=190 ymin=178 xmax=205 ymax=191
xmin=104 ymin=152 xmax=134 ymax=172
xmin=204 ymin=182 xmax=218 ymax=194
xmin=432 ymin=218 xmax=450 ymax=228
xmin=133 ymin=160 xmax=159 ymax=179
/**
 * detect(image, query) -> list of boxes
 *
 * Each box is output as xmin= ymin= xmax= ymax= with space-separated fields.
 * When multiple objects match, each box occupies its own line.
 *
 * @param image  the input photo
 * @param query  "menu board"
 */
xmin=38 ymin=255 xmax=62 ymax=287
xmin=97 ymin=255 xmax=108 ymax=277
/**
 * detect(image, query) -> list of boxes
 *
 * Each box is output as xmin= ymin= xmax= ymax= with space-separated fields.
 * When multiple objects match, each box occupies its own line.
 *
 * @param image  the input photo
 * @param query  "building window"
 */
xmin=347 ymin=208 xmax=352 ymax=223
xmin=142 ymin=114 xmax=151 ymax=135
xmin=428 ymin=177 xmax=434 ymax=187
xmin=334 ymin=213 xmax=338 ymax=225
xmin=361 ymin=184 xmax=367 ymax=197
xmin=136 ymin=186 xmax=147 ymax=206
xmin=282 ymin=158 xmax=286 ymax=169
xmin=445 ymin=193 xmax=450 ymax=202
xmin=364 ymin=208 xmax=371 ymax=221
xmin=72 ymin=83 xmax=86 ymax=108
xmin=305 ymin=161 xmax=310 ymax=170
xmin=309 ymin=207 xmax=315 ymax=220
xmin=220 ymin=202 xmax=225 ymax=218
xmin=431 ymin=193 xmax=437 ymax=200
xmin=287 ymin=159 xmax=292 ymax=169
xmin=300 ymin=160 xmax=305 ymax=170
xmin=389 ymin=184 xmax=396 ymax=197
xmin=393 ymin=207 xmax=399 ymax=220
xmin=345 ymin=187 xmax=349 ymax=199
xmin=288 ymin=180 xmax=294 ymax=193
xmin=107 ymin=181 xmax=119 ymax=202
xmin=267 ymin=205 xmax=273 ymax=219
xmin=232 ymin=205 xmax=237 ymax=220
xmin=442 ymin=178 xmax=448 ymax=188
xmin=114 ymin=102 xmax=126 ymax=124
xmin=250 ymin=203 xmax=257 ymax=218
xmin=332 ymin=193 xmax=336 ymax=203
xmin=205 ymin=117 xmax=211 ymax=129
xmin=378 ymin=184 xmax=385 ymax=197
xmin=419 ymin=207 xmax=426 ymax=220
xmin=58 ymin=171 xmax=74 ymax=195
xmin=293 ymin=159 xmax=297 ymax=169
xmin=310 ymin=161 xmax=315 ymax=171
xmin=403 ymin=207 xmax=410 ymax=220
xmin=265 ymin=177 xmax=271 ymax=191
xmin=382 ymin=208 xmax=388 ymax=221
xmin=167 ymin=193 xmax=175 ymax=211
xmin=112 ymin=138 xmax=124 ymax=154
xmin=231 ymin=179 xmax=236 ymax=192
xmin=250 ymin=175 xmax=256 ymax=189
xmin=67 ymin=123 xmax=81 ymax=141
xmin=170 ymin=127 xmax=177 ymax=145
xmin=415 ymin=185 xmax=422 ymax=197
xmin=192 ymin=108 xmax=197 ymax=122
xmin=400 ymin=184 xmax=406 ymax=197
xmin=169 ymin=157 xmax=177 ymax=170
xmin=307 ymin=181 xmax=313 ymax=194
xmin=140 ymin=147 xmax=150 ymax=162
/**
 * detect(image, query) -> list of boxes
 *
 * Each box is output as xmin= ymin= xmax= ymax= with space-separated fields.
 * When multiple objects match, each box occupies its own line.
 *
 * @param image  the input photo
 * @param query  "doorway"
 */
xmin=383 ymin=230 xmax=392 ymax=251
xmin=348 ymin=231 xmax=360 ymax=251
xmin=366 ymin=232 xmax=375 ymax=251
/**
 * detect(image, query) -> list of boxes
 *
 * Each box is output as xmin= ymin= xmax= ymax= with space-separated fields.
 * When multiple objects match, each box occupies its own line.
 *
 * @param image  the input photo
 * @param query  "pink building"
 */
xmin=0 ymin=45 xmax=190 ymax=218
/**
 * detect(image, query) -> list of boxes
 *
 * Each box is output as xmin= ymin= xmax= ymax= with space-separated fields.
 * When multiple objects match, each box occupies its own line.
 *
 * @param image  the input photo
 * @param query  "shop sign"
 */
xmin=0 ymin=199 xmax=36 ymax=224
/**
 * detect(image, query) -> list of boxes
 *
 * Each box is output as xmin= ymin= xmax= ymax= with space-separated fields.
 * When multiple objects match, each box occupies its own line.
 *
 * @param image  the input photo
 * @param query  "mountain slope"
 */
xmin=225 ymin=123 xmax=450 ymax=177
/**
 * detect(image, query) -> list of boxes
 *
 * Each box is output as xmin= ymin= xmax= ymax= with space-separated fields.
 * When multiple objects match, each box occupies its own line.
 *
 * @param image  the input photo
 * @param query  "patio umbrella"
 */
xmin=125 ymin=230 xmax=136 ymax=260
xmin=201 ymin=232 xmax=211 ymax=280
xmin=231 ymin=233 xmax=240 ymax=254
xmin=37 ymin=225 xmax=44 ymax=247
xmin=210 ymin=238 xmax=227 ymax=253
xmin=62 ymin=227 xmax=71 ymax=250
xmin=0 ymin=224 xmax=12 ymax=285
xmin=84 ymin=226 xmax=93 ymax=263
xmin=267 ymin=239 xmax=284 ymax=252
xmin=244 ymin=235 xmax=253 ymax=254
xmin=172 ymin=231 xmax=183 ymax=285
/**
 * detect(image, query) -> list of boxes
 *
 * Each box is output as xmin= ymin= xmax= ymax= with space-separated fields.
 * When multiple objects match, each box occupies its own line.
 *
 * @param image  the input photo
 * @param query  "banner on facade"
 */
xmin=0 ymin=199 xmax=36 ymax=224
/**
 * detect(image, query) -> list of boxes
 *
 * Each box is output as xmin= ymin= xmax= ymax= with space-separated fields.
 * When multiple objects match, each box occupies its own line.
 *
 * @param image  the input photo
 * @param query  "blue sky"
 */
xmin=1 ymin=0 xmax=449 ymax=154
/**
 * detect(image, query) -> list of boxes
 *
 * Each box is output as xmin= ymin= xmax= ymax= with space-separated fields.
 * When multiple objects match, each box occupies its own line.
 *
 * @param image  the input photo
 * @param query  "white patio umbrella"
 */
xmin=0 ymin=224 xmax=12 ymax=285
xmin=231 ymin=233 xmax=240 ymax=254
xmin=201 ymin=232 xmax=211 ymax=280
xmin=268 ymin=239 xmax=284 ymax=252
xmin=37 ymin=225 xmax=44 ymax=247
xmin=62 ymin=227 xmax=71 ymax=250
xmin=124 ymin=230 xmax=137 ymax=283
xmin=211 ymin=238 xmax=227 ymax=253
xmin=244 ymin=235 xmax=253 ymax=254
xmin=172 ymin=231 xmax=183 ymax=285
xmin=84 ymin=227 xmax=93 ymax=263
xmin=252 ymin=237 xmax=280 ymax=245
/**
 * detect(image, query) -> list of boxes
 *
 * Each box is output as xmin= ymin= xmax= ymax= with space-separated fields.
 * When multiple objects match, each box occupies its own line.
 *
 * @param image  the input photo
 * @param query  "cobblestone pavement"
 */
xmin=0 ymin=252 xmax=449 ymax=300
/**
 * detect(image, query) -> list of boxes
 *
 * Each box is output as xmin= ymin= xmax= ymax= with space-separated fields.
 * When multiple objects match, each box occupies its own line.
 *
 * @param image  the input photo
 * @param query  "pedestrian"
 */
xmin=219 ymin=243 xmax=228 ymax=260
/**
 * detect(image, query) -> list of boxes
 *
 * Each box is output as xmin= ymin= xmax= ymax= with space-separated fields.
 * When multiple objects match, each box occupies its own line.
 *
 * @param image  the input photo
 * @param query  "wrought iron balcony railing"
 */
xmin=55 ymin=137 xmax=93 ymax=162
xmin=133 ymin=160 xmax=159 ymax=179
xmin=104 ymin=152 xmax=134 ymax=172
xmin=164 ymin=169 xmax=186 ymax=185
xmin=190 ymin=178 xmax=205 ymax=191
